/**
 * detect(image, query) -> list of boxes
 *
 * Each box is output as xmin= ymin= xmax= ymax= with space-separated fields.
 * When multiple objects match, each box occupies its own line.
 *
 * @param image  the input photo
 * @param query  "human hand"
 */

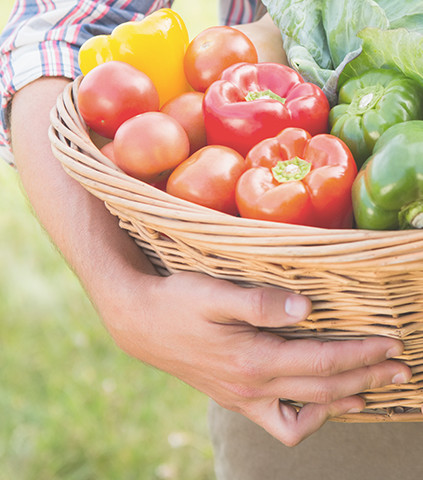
xmin=101 ymin=271 xmax=411 ymax=447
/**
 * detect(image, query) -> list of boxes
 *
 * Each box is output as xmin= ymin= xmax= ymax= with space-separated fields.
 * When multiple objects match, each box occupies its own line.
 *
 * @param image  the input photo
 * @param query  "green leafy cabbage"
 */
xmin=263 ymin=0 xmax=423 ymax=104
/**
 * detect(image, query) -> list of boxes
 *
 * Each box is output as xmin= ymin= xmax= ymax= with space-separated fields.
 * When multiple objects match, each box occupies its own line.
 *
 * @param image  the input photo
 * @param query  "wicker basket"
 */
xmin=49 ymin=77 xmax=423 ymax=423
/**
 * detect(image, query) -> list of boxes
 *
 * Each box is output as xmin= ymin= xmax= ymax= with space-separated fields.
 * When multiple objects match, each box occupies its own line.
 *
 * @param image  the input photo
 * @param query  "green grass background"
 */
xmin=0 ymin=1 xmax=218 ymax=479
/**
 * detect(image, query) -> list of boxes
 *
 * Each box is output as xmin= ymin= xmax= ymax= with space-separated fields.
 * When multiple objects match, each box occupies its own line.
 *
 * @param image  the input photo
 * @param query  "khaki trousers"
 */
xmin=208 ymin=400 xmax=423 ymax=480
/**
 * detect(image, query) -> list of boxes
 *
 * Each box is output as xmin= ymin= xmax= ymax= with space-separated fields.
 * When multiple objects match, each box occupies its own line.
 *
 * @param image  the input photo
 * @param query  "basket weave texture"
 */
xmin=49 ymin=77 xmax=423 ymax=423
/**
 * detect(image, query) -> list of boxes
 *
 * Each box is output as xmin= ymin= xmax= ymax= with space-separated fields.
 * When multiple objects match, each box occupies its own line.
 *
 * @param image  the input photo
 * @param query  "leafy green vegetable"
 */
xmin=263 ymin=0 xmax=423 ymax=105
xmin=266 ymin=0 xmax=332 ymax=69
xmin=322 ymin=0 xmax=388 ymax=67
xmin=341 ymin=27 xmax=423 ymax=87
xmin=390 ymin=15 xmax=423 ymax=33
xmin=375 ymin=0 xmax=423 ymax=22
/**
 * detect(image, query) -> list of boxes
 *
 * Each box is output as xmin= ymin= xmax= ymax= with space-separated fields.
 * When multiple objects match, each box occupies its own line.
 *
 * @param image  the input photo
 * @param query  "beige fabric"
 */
xmin=208 ymin=400 xmax=423 ymax=480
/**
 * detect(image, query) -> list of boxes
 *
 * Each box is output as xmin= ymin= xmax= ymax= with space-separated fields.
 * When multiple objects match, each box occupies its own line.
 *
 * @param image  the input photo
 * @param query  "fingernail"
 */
xmin=392 ymin=371 xmax=411 ymax=385
xmin=386 ymin=344 xmax=404 ymax=359
xmin=285 ymin=295 xmax=311 ymax=320
xmin=347 ymin=407 xmax=361 ymax=414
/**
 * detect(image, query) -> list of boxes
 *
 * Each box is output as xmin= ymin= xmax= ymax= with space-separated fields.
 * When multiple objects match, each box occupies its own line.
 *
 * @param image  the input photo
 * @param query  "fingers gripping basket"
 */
xmin=49 ymin=78 xmax=423 ymax=423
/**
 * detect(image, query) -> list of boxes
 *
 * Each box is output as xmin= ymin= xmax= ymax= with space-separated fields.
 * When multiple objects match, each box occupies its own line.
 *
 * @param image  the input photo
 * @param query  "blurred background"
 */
xmin=0 ymin=1 xmax=218 ymax=479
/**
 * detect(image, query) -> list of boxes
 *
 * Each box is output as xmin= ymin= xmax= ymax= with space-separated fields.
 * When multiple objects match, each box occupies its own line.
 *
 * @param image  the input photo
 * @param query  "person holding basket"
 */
xmin=0 ymin=1 xmax=420 ymax=479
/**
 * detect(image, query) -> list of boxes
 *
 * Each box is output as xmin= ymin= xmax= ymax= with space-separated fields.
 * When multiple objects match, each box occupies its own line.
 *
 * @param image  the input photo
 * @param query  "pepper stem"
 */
xmin=272 ymin=157 xmax=311 ymax=183
xmin=347 ymin=84 xmax=385 ymax=115
xmin=399 ymin=200 xmax=423 ymax=229
xmin=245 ymin=89 xmax=286 ymax=104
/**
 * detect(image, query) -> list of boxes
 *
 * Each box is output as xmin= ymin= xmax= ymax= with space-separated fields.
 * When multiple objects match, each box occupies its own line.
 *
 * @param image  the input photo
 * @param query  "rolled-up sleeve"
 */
xmin=219 ymin=0 xmax=259 ymax=26
xmin=0 ymin=0 xmax=172 ymax=164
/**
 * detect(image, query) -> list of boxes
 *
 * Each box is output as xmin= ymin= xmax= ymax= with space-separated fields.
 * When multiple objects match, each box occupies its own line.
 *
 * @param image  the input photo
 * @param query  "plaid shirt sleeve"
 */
xmin=0 ymin=0 xmax=172 ymax=164
xmin=219 ymin=0 xmax=258 ymax=25
xmin=0 ymin=0 xmax=259 ymax=165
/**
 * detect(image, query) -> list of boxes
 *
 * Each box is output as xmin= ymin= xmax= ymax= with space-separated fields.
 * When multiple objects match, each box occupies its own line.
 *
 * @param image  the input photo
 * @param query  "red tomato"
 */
xmin=102 ymin=139 xmax=168 ymax=189
xmin=166 ymin=145 xmax=246 ymax=215
xmin=77 ymin=60 xmax=160 ymax=138
xmin=183 ymin=26 xmax=258 ymax=92
xmin=160 ymin=92 xmax=207 ymax=155
xmin=113 ymin=112 xmax=190 ymax=182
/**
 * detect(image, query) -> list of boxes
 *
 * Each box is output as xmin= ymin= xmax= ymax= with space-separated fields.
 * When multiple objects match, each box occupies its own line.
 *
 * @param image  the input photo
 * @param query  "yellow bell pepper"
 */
xmin=78 ymin=8 xmax=191 ymax=106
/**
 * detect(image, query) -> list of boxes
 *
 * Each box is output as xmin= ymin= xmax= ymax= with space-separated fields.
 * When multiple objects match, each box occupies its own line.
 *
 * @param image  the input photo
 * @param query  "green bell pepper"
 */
xmin=329 ymin=69 xmax=423 ymax=168
xmin=352 ymin=121 xmax=423 ymax=230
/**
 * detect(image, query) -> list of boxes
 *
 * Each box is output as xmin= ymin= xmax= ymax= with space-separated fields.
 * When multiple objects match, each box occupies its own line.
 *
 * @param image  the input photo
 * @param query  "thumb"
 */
xmin=210 ymin=280 xmax=312 ymax=328
xmin=250 ymin=396 xmax=365 ymax=447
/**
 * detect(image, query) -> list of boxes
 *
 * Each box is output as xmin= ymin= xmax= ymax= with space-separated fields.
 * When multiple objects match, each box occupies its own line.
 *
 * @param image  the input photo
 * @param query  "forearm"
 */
xmin=234 ymin=13 xmax=287 ymax=64
xmin=10 ymin=77 xmax=157 ymax=315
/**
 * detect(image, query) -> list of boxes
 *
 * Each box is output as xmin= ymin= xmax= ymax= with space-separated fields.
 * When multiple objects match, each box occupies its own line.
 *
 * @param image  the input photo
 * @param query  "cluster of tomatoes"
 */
xmin=78 ymin=26 xmax=259 ymax=212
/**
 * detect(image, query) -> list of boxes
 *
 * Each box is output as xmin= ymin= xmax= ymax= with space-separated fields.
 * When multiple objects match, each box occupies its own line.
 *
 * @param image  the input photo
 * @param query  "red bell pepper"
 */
xmin=235 ymin=127 xmax=357 ymax=228
xmin=203 ymin=62 xmax=330 ymax=156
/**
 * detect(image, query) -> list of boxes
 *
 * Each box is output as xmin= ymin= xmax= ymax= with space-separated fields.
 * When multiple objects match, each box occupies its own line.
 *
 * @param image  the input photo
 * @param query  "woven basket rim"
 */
xmin=52 ymin=77 xmax=423 ymax=239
